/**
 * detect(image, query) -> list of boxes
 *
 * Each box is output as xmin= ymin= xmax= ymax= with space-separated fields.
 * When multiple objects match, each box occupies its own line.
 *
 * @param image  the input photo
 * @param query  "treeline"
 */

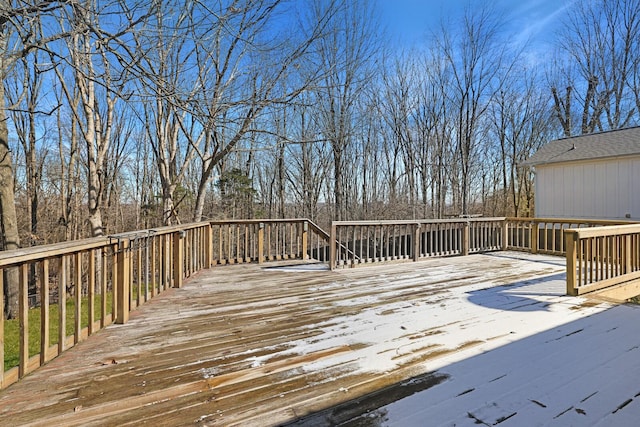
xmin=2 ymin=0 xmax=640 ymax=247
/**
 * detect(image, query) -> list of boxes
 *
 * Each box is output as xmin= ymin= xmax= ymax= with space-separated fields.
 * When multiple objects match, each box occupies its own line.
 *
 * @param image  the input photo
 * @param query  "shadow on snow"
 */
xmin=282 ymin=303 xmax=640 ymax=426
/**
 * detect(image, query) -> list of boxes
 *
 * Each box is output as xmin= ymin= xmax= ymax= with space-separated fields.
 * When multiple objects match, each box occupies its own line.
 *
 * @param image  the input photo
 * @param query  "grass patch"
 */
xmin=3 ymin=293 xmax=114 ymax=372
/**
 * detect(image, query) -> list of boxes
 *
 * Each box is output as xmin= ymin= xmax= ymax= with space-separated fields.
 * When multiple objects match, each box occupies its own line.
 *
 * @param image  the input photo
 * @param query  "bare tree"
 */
xmin=0 ymin=0 xmax=72 ymax=318
xmin=491 ymin=67 xmax=552 ymax=216
xmin=5 ymin=52 xmax=49 ymax=246
xmin=0 ymin=28 xmax=21 ymax=318
xmin=50 ymin=80 xmax=83 ymax=242
xmin=130 ymin=129 xmax=158 ymax=229
xmin=123 ymin=0 xmax=339 ymax=224
xmin=357 ymin=99 xmax=378 ymax=219
xmin=313 ymin=0 xmax=379 ymax=221
xmin=433 ymin=5 xmax=510 ymax=215
xmin=376 ymin=54 xmax=419 ymax=217
xmin=412 ymin=53 xmax=447 ymax=218
xmin=51 ymin=0 xmax=124 ymax=236
xmin=253 ymin=90 xmax=331 ymax=222
xmin=420 ymin=49 xmax=455 ymax=218
xmin=552 ymin=0 xmax=640 ymax=135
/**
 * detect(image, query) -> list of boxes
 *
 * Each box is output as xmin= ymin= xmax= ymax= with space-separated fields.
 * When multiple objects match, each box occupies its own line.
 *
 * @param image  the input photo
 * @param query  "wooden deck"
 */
xmin=1 ymin=251 xmax=639 ymax=426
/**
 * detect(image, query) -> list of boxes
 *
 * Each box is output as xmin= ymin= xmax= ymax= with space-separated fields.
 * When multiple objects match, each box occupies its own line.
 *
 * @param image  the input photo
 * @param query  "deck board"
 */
xmin=1 ymin=251 xmax=639 ymax=426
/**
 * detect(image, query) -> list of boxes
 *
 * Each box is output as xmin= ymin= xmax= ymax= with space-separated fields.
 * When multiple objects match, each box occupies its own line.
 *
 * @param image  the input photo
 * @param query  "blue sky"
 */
xmin=378 ymin=0 xmax=575 ymax=52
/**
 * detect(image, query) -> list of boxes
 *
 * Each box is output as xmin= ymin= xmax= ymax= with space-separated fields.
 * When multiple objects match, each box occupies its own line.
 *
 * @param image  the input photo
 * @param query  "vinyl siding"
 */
xmin=534 ymin=156 xmax=640 ymax=220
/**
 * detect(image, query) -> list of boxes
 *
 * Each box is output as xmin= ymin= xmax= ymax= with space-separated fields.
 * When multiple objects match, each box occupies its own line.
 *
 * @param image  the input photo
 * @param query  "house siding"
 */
xmin=535 ymin=156 xmax=640 ymax=220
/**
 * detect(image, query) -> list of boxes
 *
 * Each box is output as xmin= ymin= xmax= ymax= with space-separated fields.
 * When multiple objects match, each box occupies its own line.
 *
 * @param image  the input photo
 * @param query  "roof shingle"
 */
xmin=523 ymin=126 xmax=640 ymax=166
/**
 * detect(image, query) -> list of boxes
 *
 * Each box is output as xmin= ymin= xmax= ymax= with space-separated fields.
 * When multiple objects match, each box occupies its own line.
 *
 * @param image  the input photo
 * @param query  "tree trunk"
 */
xmin=87 ymin=157 xmax=104 ymax=236
xmin=333 ymin=146 xmax=344 ymax=221
xmin=277 ymin=144 xmax=286 ymax=219
xmin=193 ymin=177 xmax=208 ymax=223
xmin=162 ymin=183 xmax=177 ymax=225
xmin=0 ymin=78 xmax=21 ymax=319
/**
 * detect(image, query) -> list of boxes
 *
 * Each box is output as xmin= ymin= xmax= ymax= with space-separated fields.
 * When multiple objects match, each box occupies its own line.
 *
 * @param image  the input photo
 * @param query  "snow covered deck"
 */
xmin=1 ymin=251 xmax=639 ymax=426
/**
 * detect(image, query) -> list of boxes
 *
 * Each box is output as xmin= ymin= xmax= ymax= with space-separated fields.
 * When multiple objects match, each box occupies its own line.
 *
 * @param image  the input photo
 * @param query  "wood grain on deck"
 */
xmin=0 ymin=252 xmax=638 ymax=426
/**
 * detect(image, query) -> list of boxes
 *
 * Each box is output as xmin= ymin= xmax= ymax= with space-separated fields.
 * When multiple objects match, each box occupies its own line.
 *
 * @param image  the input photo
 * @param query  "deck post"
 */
xmin=330 ymin=223 xmax=337 ymax=270
xmin=302 ymin=221 xmax=308 ymax=260
xmin=173 ymin=231 xmax=184 ymax=289
xmin=165 ymin=234 xmax=172 ymax=289
xmin=258 ymin=223 xmax=265 ymax=264
xmin=116 ymin=239 xmax=131 ymax=324
xmin=531 ymin=221 xmax=538 ymax=254
xmin=160 ymin=236 xmax=167 ymax=289
xmin=502 ymin=220 xmax=508 ymax=250
xmin=624 ymin=234 xmax=632 ymax=274
xmin=565 ymin=230 xmax=579 ymax=296
xmin=462 ymin=222 xmax=470 ymax=256
xmin=413 ymin=223 xmax=421 ymax=262
xmin=205 ymin=223 xmax=213 ymax=268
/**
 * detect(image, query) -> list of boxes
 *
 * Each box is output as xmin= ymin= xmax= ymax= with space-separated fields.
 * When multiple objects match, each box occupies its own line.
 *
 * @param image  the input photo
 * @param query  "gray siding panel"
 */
xmin=534 ymin=157 xmax=640 ymax=220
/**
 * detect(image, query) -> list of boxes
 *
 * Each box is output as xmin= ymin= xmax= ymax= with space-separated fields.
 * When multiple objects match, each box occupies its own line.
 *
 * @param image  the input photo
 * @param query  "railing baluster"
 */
xmin=19 ymin=264 xmax=28 ymax=378
xmin=0 ymin=269 xmax=4 ymax=388
xmin=135 ymin=244 xmax=142 ymax=308
xmin=245 ymin=224 xmax=250 ymax=262
xmin=88 ymin=250 xmax=96 ymax=333
xmin=235 ymin=225 xmax=241 ymax=263
xmin=359 ymin=226 xmax=363 ymax=263
xmin=116 ymin=240 xmax=130 ymax=324
xmin=150 ymin=238 xmax=157 ymax=297
xmin=40 ymin=260 xmax=49 ymax=365
xmin=59 ymin=256 xmax=67 ymax=356
xmin=352 ymin=225 xmax=356 ymax=266
xmin=101 ymin=248 xmax=108 ymax=327
xmin=74 ymin=252 xmax=82 ymax=344
xmin=227 ymin=225 xmax=232 ymax=263
xmin=290 ymin=223 xmax=294 ymax=259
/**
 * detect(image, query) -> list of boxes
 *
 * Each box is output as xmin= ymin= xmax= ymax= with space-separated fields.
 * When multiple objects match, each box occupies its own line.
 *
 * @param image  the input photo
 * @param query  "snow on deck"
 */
xmin=0 ymin=251 xmax=638 ymax=426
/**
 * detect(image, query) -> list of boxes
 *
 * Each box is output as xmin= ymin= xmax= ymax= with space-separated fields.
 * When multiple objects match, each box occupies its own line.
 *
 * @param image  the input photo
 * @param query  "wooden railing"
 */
xmin=3 ymin=215 xmax=638 ymax=390
xmin=0 ymin=219 xmax=329 ymax=390
xmin=209 ymin=219 xmax=330 ymax=264
xmin=329 ymin=218 xmax=505 ymax=268
xmin=505 ymin=218 xmax=638 ymax=256
xmin=329 ymin=218 xmax=640 ymax=299
xmin=565 ymin=224 xmax=640 ymax=296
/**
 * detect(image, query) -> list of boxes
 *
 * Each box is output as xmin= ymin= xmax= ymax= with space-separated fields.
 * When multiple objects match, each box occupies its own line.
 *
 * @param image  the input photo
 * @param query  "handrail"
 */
xmin=307 ymin=220 xmax=330 ymax=241
xmin=507 ymin=217 xmax=639 ymax=226
xmin=566 ymin=223 xmax=640 ymax=238
xmin=333 ymin=217 xmax=507 ymax=226
xmin=0 ymin=237 xmax=110 ymax=267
